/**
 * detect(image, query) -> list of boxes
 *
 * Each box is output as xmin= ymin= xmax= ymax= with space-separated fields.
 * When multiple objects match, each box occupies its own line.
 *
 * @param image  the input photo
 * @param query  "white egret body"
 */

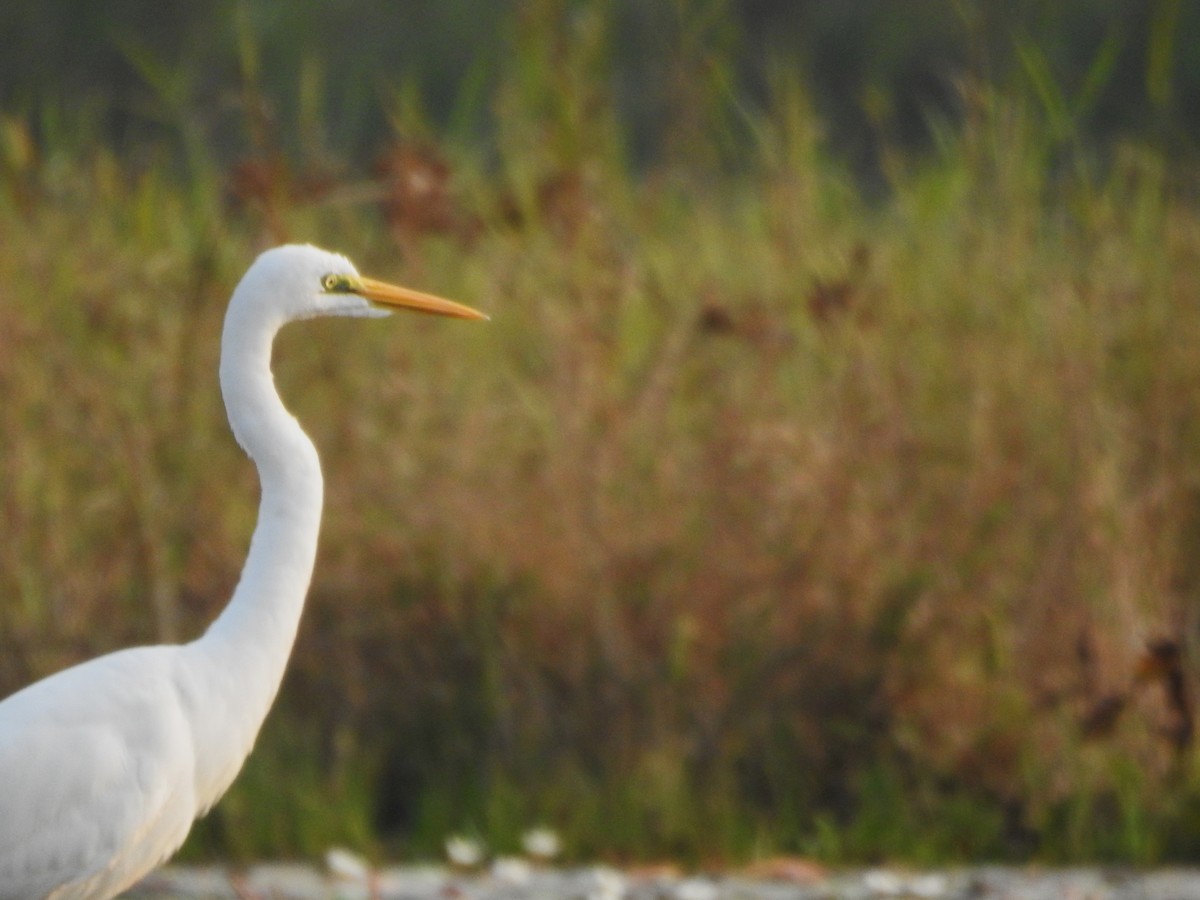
xmin=0 ymin=245 xmax=484 ymax=899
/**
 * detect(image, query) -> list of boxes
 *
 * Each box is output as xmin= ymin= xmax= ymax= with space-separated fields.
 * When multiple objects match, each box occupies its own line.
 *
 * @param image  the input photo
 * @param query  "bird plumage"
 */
xmin=0 ymin=245 xmax=483 ymax=898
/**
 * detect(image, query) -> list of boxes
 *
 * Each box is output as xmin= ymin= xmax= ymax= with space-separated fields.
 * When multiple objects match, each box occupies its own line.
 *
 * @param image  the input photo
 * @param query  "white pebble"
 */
xmin=674 ymin=876 xmax=720 ymax=900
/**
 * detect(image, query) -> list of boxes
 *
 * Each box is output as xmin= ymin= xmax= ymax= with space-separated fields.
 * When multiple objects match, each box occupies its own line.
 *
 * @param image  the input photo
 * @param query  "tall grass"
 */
xmin=2 ymin=9 xmax=1200 ymax=867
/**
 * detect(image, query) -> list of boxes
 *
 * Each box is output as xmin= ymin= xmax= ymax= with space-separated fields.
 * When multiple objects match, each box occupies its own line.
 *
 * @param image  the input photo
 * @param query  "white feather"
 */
xmin=0 ymin=245 xmax=472 ymax=899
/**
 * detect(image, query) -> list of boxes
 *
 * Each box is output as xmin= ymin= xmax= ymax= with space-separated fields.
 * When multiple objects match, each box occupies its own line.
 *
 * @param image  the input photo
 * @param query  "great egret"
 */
xmin=0 ymin=244 xmax=485 ymax=899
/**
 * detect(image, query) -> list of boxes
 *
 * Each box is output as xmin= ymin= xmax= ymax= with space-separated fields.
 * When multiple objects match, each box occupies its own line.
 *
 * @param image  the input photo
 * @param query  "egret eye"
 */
xmin=321 ymin=273 xmax=343 ymax=292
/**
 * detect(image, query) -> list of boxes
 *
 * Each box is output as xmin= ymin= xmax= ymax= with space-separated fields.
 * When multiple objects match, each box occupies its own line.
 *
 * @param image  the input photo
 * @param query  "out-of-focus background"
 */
xmin=2 ymin=0 xmax=1200 ymax=868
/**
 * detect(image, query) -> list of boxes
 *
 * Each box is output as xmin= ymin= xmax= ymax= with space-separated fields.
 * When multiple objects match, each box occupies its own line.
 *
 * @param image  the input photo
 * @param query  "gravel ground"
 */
xmin=124 ymin=863 xmax=1200 ymax=900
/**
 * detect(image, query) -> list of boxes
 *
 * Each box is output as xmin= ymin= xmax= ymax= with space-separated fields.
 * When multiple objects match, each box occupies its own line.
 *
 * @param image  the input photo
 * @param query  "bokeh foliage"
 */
xmin=2 ymin=0 xmax=1200 ymax=867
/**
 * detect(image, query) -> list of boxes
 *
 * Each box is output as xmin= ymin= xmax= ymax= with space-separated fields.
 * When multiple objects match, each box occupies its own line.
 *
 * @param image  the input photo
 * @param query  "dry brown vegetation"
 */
xmin=2 ymin=64 xmax=1200 ymax=864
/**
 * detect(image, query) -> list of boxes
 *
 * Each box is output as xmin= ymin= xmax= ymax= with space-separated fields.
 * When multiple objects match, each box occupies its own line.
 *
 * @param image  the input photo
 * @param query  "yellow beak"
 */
xmin=357 ymin=276 xmax=488 ymax=321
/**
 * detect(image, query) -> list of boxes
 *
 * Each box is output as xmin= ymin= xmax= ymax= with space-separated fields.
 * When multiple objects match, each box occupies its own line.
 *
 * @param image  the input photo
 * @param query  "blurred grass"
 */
xmin=3 ymin=2 xmax=1200 ymax=870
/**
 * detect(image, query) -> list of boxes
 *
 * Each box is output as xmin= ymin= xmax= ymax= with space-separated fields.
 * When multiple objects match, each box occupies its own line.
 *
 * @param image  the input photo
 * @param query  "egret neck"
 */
xmin=185 ymin=288 xmax=325 ymax=805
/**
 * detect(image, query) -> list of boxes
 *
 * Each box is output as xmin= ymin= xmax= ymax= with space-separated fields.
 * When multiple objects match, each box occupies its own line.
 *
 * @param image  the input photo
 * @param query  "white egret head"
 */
xmin=232 ymin=244 xmax=486 ymax=326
